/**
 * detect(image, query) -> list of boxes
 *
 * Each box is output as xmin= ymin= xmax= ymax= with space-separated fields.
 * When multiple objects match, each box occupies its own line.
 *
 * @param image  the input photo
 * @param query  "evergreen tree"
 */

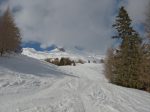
xmin=140 ymin=2 xmax=150 ymax=91
xmin=0 ymin=8 xmax=22 ymax=56
xmin=104 ymin=48 xmax=115 ymax=82
xmin=109 ymin=6 xmax=142 ymax=88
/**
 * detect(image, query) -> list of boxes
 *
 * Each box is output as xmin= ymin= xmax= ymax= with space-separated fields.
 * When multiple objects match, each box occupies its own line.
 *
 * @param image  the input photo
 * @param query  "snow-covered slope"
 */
xmin=22 ymin=48 xmax=104 ymax=62
xmin=22 ymin=48 xmax=70 ymax=60
xmin=0 ymin=55 xmax=150 ymax=112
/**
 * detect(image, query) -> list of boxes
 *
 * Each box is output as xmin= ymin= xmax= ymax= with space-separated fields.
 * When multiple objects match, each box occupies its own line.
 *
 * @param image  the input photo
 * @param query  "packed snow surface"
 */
xmin=0 ymin=55 xmax=150 ymax=112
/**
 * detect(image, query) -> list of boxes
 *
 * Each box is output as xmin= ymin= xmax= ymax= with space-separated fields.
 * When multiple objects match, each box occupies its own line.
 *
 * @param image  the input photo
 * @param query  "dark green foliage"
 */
xmin=139 ymin=45 xmax=150 ymax=92
xmin=105 ymin=6 xmax=144 ymax=90
xmin=140 ymin=2 xmax=150 ymax=92
xmin=104 ymin=48 xmax=115 ymax=82
xmin=45 ymin=58 xmax=60 ymax=65
xmin=59 ymin=57 xmax=72 ymax=66
xmin=52 ymin=58 xmax=60 ymax=65
xmin=100 ymin=59 xmax=105 ymax=63
xmin=45 ymin=57 xmax=76 ymax=66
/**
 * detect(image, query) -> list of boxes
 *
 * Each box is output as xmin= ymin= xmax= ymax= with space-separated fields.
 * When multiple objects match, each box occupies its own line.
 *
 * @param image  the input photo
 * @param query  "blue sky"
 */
xmin=0 ymin=0 xmax=149 ymax=53
xmin=22 ymin=42 xmax=57 ymax=51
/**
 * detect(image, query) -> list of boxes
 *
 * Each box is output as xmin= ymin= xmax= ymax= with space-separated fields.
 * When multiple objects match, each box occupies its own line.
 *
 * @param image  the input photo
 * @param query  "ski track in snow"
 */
xmin=0 ymin=56 xmax=150 ymax=112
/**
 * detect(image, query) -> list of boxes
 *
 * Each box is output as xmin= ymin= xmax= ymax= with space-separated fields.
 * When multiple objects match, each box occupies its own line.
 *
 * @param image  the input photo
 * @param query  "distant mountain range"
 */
xmin=22 ymin=47 xmax=104 ymax=63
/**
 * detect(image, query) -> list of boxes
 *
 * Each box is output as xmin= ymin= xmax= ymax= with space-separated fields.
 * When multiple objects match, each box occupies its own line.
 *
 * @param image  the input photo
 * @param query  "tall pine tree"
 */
xmin=0 ymin=8 xmax=22 ymax=56
xmin=108 ymin=6 xmax=143 ymax=89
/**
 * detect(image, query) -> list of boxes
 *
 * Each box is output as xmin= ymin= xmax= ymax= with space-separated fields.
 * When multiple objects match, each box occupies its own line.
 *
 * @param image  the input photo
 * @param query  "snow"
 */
xmin=22 ymin=48 xmax=104 ymax=63
xmin=0 ymin=55 xmax=65 ymax=77
xmin=0 ymin=55 xmax=150 ymax=112
xmin=22 ymin=48 xmax=85 ymax=60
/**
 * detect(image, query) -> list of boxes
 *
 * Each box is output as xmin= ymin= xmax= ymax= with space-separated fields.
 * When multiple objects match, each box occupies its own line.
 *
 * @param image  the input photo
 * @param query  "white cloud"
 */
xmin=0 ymin=0 xmax=148 ymax=54
xmin=125 ymin=0 xmax=149 ymax=24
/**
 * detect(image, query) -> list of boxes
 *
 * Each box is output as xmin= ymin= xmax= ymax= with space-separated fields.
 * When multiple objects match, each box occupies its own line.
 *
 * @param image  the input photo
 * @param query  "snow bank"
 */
xmin=0 ymin=55 xmax=67 ymax=77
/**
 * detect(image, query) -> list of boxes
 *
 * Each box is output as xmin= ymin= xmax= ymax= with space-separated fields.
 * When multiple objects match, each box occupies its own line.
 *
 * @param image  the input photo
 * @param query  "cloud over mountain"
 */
xmin=0 ymin=0 xmax=149 ymax=53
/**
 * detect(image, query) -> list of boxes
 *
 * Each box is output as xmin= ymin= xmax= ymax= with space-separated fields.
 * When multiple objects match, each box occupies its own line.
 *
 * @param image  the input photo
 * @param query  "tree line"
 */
xmin=0 ymin=8 xmax=22 ymax=56
xmin=105 ymin=6 xmax=150 ymax=92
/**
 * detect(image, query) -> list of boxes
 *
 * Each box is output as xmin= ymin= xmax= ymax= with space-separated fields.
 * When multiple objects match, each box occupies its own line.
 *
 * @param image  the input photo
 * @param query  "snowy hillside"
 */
xmin=0 ymin=55 xmax=150 ymax=112
xmin=22 ymin=48 xmax=104 ymax=63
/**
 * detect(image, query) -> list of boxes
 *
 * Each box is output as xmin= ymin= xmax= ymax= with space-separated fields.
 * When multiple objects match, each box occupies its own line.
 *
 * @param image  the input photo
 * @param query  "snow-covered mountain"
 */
xmin=0 ymin=55 xmax=150 ymax=112
xmin=22 ymin=47 xmax=104 ymax=63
